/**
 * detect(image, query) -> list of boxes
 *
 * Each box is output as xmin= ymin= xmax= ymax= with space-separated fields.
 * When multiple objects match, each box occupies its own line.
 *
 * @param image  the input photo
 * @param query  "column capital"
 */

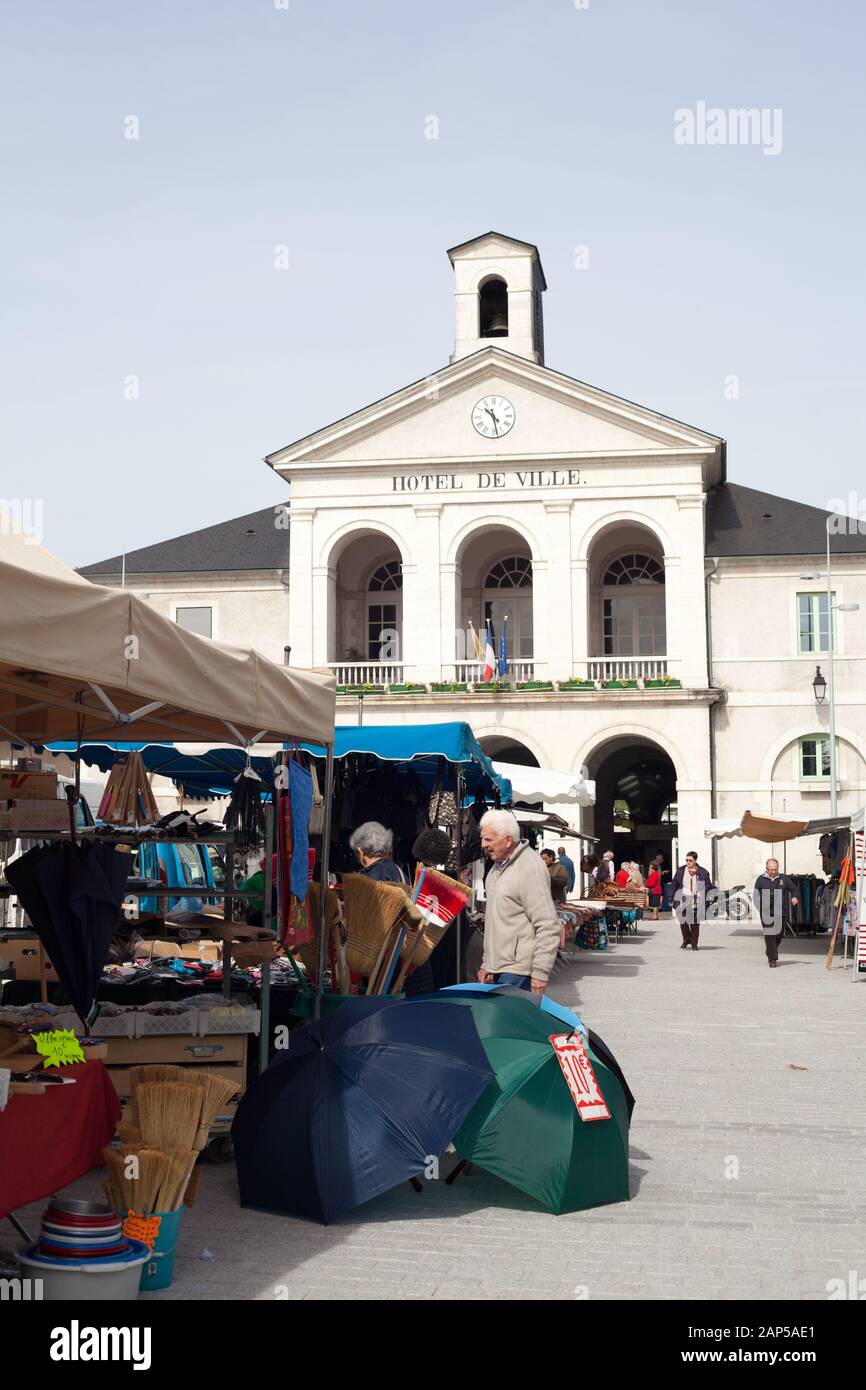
xmin=289 ymin=506 xmax=318 ymax=523
xmin=413 ymin=504 xmax=443 ymax=520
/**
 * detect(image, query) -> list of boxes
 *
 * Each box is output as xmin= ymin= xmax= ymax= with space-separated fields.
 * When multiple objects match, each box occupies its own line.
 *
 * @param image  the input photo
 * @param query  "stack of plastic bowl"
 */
xmin=17 ymin=1199 xmax=150 ymax=1300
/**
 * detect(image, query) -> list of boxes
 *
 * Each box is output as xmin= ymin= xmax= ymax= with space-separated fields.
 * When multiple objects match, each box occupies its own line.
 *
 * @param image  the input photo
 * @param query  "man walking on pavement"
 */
xmin=752 ymin=858 xmax=799 ymax=968
xmin=478 ymin=810 xmax=561 ymax=993
xmin=670 ymin=851 xmax=714 ymax=951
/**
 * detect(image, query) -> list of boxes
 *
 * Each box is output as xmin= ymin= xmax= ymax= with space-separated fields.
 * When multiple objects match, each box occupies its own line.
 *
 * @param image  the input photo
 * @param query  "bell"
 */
xmin=485 ymin=310 xmax=508 ymax=337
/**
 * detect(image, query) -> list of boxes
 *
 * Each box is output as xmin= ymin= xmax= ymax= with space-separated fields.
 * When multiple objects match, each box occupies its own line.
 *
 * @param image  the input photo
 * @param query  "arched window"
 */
xmin=602 ymin=553 xmax=666 ymax=656
xmin=603 ymin=554 xmax=665 ymax=586
xmin=479 ymin=278 xmax=508 ymax=338
xmin=368 ymin=561 xmax=402 ymax=592
xmin=484 ymin=556 xmax=532 ymax=589
xmin=367 ymin=561 xmax=402 ymax=659
xmin=482 ymin=555 xmax=533 ymax=661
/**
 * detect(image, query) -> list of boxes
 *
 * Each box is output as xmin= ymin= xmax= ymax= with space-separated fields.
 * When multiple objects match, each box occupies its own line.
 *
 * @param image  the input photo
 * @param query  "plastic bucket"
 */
xmin=138 ymin=1208 xmax=184 ymax=1291
xmin=17 ymin=1240 xmax=150 ymax=1301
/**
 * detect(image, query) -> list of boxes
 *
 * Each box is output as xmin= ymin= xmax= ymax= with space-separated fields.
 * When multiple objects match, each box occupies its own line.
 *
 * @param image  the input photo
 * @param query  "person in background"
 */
xmin=670 ymin=851 xmax=714 ymax=951
xmin=752 ymin=858 xmax=799 ymax=969
xmin=626 ymin=863 xmax=645 ymax=890
xmin=615 ymin=861 xmax=630 ymax=888
xmin=478 ymin=810 xmax=561 ymax=993
xmin=557 ymin=846 xmax=576 ymax=893
xmin=348 ymin=821 xmax=405 ymax=884
xmin=594 ymin=851 xmax=616 ymax=884
xmin=541 ymin=848 xmax=568 ymax=904
xmin=645 ymin=861 xmax=663 ymax=920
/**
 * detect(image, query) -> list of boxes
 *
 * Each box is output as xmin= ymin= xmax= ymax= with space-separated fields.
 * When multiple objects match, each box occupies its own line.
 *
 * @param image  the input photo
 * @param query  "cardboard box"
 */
xmin=141 ymin=939 xmax=222 ymax=963
xmin=0 ymin=938 xmax=60 ymax=982
xmin=0 ymin=771 xmax=58 ymax=801
xmin=0 ymin=799 xmax=69 ymax=833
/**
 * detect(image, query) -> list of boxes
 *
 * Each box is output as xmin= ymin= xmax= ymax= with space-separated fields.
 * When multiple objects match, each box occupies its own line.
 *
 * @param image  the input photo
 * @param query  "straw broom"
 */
xmin=183 ymin=1070 xmax=242 ymax=1129
xmin=137 ymin=1083 xmax=203 ymax=1151
xmin=135 ymin=1148 xmax=168 ymax=1214
xmin=103 ymin=1147 xmax=140 ymax=1213
xmin=155 ymin=1149 xmax=198 ymax=1212
xmin=182 ymin=1163 xmax=203 ymax=1209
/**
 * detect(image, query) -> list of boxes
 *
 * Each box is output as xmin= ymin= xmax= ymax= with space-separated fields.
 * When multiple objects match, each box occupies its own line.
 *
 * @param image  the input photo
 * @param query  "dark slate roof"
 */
xmin=78 ymin=505 xmax=290 ymax=577
xmin=705 ymin=483 xmax=866 ymax=558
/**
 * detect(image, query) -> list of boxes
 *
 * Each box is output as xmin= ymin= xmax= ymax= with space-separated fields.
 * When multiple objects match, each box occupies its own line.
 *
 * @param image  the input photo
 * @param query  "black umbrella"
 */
xmin=232 ymin=996 xmax=494 ymax=1224
xmin=6 ymin=841 xmax=133 ymax=1024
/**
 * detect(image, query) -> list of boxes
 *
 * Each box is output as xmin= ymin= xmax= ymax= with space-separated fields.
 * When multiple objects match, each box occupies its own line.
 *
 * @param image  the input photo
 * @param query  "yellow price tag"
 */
xmin=30 ymin=1029 xmax=86 ymax=1068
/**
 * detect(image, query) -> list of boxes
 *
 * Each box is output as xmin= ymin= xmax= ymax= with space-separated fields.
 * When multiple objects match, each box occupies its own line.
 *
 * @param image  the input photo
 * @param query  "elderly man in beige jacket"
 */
xmin=478 ymin=809 xmax=562 ymax=994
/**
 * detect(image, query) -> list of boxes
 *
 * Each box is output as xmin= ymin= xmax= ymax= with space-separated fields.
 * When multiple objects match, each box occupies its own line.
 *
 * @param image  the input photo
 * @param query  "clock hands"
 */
xmin=485 ymin=404 xmax=501 ymax=437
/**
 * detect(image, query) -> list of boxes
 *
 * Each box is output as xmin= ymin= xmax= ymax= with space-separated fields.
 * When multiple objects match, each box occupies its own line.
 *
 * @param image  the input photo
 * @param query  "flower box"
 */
xmin=601 ymin=679 xmax=639 ymax=689
xmin=387 ymin=684 xmax=427 ymax=694
xmin=558 ymin=680 xmax=596 ymax=691
xmin=644 ymin=678 xmax=682 ymax=689
xmin=344 ymin=684 xmax=385 ymax=694
xmin=471 ymin=682 xmax=513 ymax=694
xmin=430 ymin=682 xmax=468 ymax=693
xmin=516 ymin=681 xmax=554 ymax=691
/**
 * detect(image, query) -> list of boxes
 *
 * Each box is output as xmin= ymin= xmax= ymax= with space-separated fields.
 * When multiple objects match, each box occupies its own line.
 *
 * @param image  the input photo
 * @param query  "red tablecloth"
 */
xmin=0 ymin=1060 xmax=121 ymax=1218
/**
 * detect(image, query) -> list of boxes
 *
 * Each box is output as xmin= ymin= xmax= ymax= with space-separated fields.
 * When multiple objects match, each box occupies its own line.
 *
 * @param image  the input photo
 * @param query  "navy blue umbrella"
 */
xmin=6 ymin=841 xmax=133 ymax=1025
xmin=232 ymin=996 xmax=494 ymax=1224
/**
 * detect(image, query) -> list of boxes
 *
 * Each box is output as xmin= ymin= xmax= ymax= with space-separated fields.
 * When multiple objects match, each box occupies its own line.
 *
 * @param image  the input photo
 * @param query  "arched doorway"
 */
xmin=585 ymin=522 xmax=668 ymax=682
xmin=587 ymin=736 xmax=678 ymax=875
xmin=455 ymin=525 xmax=535 ymax=681
xmin=327 ymin=530 xmax=406 ymax=684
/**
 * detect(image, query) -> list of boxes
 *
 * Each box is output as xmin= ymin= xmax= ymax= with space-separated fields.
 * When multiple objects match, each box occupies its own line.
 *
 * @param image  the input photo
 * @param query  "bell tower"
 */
xmin=448 ymin=231 xmax=546 ymax=365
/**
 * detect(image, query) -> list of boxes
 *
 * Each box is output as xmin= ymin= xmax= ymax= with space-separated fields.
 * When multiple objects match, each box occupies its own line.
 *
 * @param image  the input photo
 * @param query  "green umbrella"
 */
xmin=428 ymin=994 xmax=631 ymax=1214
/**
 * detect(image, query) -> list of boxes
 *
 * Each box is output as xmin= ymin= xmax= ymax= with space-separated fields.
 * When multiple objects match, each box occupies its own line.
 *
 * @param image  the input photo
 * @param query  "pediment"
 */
xmin=266 ymin=348 xmax=722 ymax=474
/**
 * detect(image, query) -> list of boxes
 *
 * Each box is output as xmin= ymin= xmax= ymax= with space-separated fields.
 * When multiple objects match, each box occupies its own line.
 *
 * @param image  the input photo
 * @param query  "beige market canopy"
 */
xmin=704 ymin=810 xmax=851 ymax=843
xmin=0 ymin=534 xmax=336 ymax=747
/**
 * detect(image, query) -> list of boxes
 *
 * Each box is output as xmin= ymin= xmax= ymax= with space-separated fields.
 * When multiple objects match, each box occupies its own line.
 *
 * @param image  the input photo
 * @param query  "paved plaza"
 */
xmin=5 ymin=916 xmax=864 ymax=1301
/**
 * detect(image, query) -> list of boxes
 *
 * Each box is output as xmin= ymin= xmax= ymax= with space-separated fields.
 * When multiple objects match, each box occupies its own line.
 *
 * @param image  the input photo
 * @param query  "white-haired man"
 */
xmin=478 ymin=809 xmax=561 ymax=993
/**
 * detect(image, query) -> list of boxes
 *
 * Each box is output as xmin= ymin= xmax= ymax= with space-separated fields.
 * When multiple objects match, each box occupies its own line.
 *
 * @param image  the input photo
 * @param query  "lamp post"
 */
xmin=801 ymin=522 xmax=860 ymax=818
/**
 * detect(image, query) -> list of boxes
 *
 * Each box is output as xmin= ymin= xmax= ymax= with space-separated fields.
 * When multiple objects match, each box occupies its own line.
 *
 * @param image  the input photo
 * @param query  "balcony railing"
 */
xmin=585 ymin=657 xmax=669 ymax=683
xmin=453 ymin=660 xmax=536 ymax=683
xmin=329 ymin=662 xmax=405 ymax=686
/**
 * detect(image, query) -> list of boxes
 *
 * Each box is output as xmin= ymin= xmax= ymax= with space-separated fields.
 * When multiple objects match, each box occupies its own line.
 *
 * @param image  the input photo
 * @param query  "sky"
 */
xmin=2 ymin=0 xmax=864 ymax=567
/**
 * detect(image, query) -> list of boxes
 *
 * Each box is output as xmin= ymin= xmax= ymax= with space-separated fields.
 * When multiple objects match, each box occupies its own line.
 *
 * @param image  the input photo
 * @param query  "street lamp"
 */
xmin=800 ymin=521 xmax=860 ymax=817
xmin=812 ymin=666 xmax=827 ymax=703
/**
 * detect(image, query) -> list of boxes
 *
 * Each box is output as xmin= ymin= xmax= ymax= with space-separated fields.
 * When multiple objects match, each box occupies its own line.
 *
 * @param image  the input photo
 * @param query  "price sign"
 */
xmin=549 ymin=1033 xmax=611 ymax=1122
xmin=30 ymin=1029 xmax=86 ymax=1068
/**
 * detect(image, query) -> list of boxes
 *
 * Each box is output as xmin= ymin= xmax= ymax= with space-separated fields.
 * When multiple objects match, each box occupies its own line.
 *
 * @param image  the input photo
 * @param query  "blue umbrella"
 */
xmin=232 ymin=997 xmax=493 ymax=1224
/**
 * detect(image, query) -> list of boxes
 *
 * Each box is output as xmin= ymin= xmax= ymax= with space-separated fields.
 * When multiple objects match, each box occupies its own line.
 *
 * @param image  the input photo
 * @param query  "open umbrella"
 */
xmin=417 ymin=992 xmax=632 ymax=1214
xmin=232 ymin=996 xmax=493 ymax=1224
xmin=439 ymin=985 xmax=635 ymax=1122
xmin=6 ymin=841 xmax=133 ymax=1024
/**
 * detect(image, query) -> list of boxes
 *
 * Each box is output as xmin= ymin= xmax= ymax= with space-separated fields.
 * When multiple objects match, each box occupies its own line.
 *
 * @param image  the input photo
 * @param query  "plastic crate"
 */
xmin=134 ymin=1009 xmax=200 ymax=1037
xmin=194 ymin=1005 xmax=261 ymax=1037
xmin=90 ymin=1008 xmax=138 ymax=1038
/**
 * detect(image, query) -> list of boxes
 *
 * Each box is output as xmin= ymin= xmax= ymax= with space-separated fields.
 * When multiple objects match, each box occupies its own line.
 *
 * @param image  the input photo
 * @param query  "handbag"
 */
xmin=426 ymin=759 xmax=458 ymax=829
xmin=308 ymin=762 xmax=326 ymax=836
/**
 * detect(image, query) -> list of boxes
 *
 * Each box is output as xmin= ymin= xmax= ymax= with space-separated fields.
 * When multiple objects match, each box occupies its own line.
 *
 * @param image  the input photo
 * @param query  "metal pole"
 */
xmin=259 ymin=797 xmax=274 ymax=1075
xmin=314 ymin=744 xmax=335 ymax=1020
xmin=358 ymin=693 xmax=364 ymax=728
xmin=222 ymin=839 xmax=234 ymax=1001
xmin=454 ymin=766 xmax=463 ymax=985
xmin=827 ymin=523 xmax=837 ymax=819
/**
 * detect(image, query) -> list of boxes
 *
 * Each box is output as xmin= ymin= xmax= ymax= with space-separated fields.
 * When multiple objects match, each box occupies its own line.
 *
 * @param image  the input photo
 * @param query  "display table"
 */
xmin=0 ymin=1059 xmax=121 ymax=1219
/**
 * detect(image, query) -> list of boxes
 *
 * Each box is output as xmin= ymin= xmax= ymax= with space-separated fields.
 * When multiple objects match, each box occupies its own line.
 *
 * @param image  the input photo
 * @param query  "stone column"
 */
xmin=401 ymin=504 xmax=442 ymax=682
xmin=531 ymin=501 xmax=573 ymax=681
xmin=287 ymin=507 xmax=317 ymax=668
xmin=571 ymin=556 xmax=589 ymax=679
xmin=672 ymin=494 xmax=709 ymax=688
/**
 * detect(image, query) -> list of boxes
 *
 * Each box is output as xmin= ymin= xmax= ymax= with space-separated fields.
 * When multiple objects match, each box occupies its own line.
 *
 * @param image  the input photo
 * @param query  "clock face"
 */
xmin=471 ymin=395 xmax=515 ymax=439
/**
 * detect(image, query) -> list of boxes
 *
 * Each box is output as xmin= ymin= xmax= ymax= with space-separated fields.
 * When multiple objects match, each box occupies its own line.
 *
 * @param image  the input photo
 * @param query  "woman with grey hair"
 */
xmin=348 ymin=820 xmax=405 ymax=884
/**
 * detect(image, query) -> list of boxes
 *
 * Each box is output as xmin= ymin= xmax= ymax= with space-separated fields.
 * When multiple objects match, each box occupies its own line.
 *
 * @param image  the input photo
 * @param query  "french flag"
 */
xmin=483 ymin=618 xmax=496 ymax=682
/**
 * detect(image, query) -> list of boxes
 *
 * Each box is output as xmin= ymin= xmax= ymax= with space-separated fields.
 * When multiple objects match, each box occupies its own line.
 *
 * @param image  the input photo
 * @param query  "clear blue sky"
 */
xmin=2 ymin=0 xmax=864 ymax=566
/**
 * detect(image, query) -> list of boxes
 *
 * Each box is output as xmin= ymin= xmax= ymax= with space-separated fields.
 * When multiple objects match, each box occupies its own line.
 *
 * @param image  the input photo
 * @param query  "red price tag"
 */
xmin=549 ymin=1033 xmax=611 ymax=1122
